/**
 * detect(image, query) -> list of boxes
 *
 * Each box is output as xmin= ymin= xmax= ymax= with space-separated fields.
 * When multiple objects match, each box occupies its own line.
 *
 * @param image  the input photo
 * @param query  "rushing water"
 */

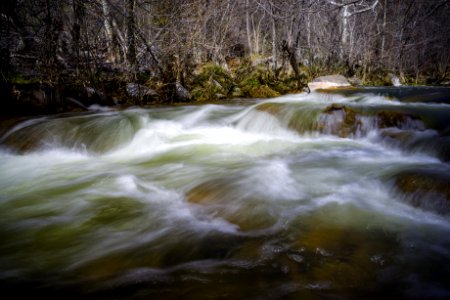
xmin=1 ymin=88 xmax=450 ymax=299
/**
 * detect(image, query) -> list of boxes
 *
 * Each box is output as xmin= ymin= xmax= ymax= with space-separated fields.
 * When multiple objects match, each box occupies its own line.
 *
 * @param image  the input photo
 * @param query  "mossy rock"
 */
xmin=247 ymin=85 xmax=280 ymax=98
xmin=191 ymin=86 xmax=213 ymax=102
xmin=192 ymin=63 xmax=235 ymax=101
xmin=194 ymin=63 xmax=230 ymax=82
xmin=271 ymin=80 xmax=294 ymax=94
xmin=318 ymin=104 xmax=362 ymax=137
xmin=255 ymin=102 xmax=283 ymax=116
xmin=237 ymin=66 xmax=275 ymax=97
xmin=288 ymin=109 xmax=322 ymax=134
xmin=238 ymin=77 xmax=259 ymax=95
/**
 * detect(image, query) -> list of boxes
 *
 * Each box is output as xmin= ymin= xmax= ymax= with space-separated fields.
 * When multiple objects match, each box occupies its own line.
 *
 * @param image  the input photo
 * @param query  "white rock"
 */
xmin=308 ymin=75 xmax=351 ymax=91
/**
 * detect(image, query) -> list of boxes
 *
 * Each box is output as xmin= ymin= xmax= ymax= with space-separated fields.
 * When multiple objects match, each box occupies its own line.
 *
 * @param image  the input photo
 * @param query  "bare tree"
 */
xmin=327 ymin=0 xmax=379 ymax=59
xmin=126 ymin=0 xmax=136 ymax=69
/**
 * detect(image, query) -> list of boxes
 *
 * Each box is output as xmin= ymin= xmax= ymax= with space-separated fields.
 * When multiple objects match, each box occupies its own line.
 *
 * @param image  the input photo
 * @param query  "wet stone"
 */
xmin=318 ymin=105 xmax=362 ymax=138
xmin=186 ymin=179 xmax=277 ymax=232
xmin=255 ymin=102 xmax=283 ymax=116
xmin=377 ymin=111 xmax=424 ymax=130
xmin=394 ymin=169 xmax=450 ymax=214
xmin=308 ymin=75 xmax=351 ymax=91
xmin=290 ymin=224 xmax=399 ymax=291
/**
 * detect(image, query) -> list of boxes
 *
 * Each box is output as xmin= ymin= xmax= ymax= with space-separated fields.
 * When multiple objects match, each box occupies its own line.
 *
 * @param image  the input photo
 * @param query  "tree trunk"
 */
xmin=101 ymin=0 xmax=115 ymax=63
xmin=380 ymin=0 xmax=387 ymax=60
xmin=245 ymin=0 xmax=253 ymax=55
xmin=271 ymin=2 xmax=277 ymax=75
xmin=126 ymin=0 xmax=137 ymax=70
xmin=72 ymin=0 xmax=85 ymax=70
xmin=340 ymin=5 xmax=349 ymax=59
xmin=306 ymin=8 xmax=311 ymax=51
xmin=281 ymin=40 xmax=300 ymax=79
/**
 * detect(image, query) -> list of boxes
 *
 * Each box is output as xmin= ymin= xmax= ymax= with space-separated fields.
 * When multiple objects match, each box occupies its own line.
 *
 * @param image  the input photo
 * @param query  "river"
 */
xmin=1 ymin=87 xmax=450 ymax=299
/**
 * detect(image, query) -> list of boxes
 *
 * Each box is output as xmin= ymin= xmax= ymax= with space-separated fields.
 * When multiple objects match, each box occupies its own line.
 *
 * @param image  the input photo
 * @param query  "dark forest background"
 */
xmin=1 ymin=0 xmax=449 ymax=113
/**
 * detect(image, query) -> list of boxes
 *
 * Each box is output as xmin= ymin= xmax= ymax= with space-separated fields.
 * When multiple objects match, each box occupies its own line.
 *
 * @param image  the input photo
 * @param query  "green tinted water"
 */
xmin=1 ymin=90 xmax=450 ymax=299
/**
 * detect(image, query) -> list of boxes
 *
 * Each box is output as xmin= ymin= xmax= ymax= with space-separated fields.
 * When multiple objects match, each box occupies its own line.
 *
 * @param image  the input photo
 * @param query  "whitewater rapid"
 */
xmin=1 ymin=89 xmax=450 ymax=299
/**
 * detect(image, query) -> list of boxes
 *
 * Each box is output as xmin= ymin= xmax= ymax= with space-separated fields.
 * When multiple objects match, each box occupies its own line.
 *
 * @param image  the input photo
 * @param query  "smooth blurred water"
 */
xmin=1 ymin=89 xmax=450 ymax=299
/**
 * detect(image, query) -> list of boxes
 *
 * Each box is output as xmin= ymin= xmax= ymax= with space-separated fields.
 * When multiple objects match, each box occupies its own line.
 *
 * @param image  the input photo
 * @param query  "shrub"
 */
xmin=191 ymin=63 xmax=234 ymax=101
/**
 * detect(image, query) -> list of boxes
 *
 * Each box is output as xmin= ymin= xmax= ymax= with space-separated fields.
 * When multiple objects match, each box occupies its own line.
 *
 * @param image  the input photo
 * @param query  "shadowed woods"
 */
xmin=1 ymin=0 xmax=450 ymax=114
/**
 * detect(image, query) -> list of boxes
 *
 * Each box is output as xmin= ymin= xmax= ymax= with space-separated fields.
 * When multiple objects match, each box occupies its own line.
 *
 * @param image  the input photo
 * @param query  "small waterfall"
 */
xmin=0 ymin=112 xmax=143 ymax=153
xmin=234 ymin=94 xmax=428 ymax=139
xmin=391 ymin=73 xmax=402 ymax=87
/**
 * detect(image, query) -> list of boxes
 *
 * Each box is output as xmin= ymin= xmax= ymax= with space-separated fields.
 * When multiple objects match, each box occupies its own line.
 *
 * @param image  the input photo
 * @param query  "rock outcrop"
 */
xmin=126 ymin=83 xmax=158 ymax=101
xmin=175 ymin=82 xmax=191 ymax=102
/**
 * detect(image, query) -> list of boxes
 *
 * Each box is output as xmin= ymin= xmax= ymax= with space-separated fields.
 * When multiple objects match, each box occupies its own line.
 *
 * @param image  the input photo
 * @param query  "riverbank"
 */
xmin=2 ymin=57 xmax=449 ymax=117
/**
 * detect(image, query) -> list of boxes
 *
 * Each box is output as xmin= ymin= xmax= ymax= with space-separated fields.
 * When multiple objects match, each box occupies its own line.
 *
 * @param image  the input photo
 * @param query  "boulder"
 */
xmin=248 ymin=85 xmax=280 ymax=98
xmin=186 ymin=179 xmax=277 ymax=231
xmin=376 ymin=111 xmax=424 ymax=130
xmin=255 ymin=102 xmax=283 ymax=116
xmin=308 ymin=75 xmax=351 ymax=91
xmin=175 ymin=82 xmax=191 ymax=102
xmin=31 ymin=89 xmax=46 ymax=106
xmin=84 ymin=86 xmax=106 ymax=104
xmin=318 ymin=104 xmax=362 ymax=137
xmin=126 ymin=83 xmax=158 ymax=100
xmin=348 ymin=76 xmax=363 ymax=86
xmin=394 ymin=169 xmax=450 ymax=214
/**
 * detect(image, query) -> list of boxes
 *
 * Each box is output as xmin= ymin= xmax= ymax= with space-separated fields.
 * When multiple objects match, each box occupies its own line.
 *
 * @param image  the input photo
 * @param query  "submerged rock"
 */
xmin=308 ymin=75 xmax=351 ymax=91
xmin=255 ymin=102 xmax=283 ymax=116
xmin=186 ymin=179 xmax=277 ymax=231
xmin=295 ymin=225 xmax=396 ymax=283
xmin=379 ymin=129 xmax=416 ymax=144
xmin=251 ymin=102 xmax=427 ymax=139
xmin=317 ymin=105 xmax=424 ymax=138
xmin=377 ymin=111 xmax=424 ymax=130
xmin=380 ymin=129 xmax=450 ymax=163
xmin=318 ymin=104 xmax=362 ymax=138
xmin=393 ymin=169 xmax=450 ymax=214
xmin=0 ymin=114 xmax=137 ymax=154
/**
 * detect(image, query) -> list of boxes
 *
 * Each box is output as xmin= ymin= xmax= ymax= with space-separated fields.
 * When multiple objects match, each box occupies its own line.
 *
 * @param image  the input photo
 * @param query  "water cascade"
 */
xmin=1 ymin=87 xmax=450 ymax=299
xmin=391 ymin=74 xmax=403 ymax=87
